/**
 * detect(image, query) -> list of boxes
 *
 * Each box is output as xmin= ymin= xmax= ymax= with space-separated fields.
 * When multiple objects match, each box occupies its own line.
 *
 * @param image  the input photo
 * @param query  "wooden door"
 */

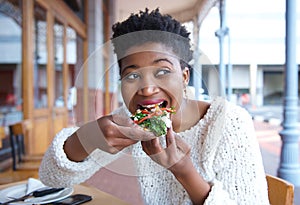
xmin=22 ymin=0 xmax=87 ymax=155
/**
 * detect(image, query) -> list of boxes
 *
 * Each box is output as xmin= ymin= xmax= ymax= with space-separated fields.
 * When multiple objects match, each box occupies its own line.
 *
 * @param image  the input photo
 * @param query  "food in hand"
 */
xmin=131 ymin=102 xmax=176 ymax=137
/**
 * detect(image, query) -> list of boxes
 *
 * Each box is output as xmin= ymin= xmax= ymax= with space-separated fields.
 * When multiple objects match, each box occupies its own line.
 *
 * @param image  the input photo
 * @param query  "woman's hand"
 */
xmin=95 ymin=114 xmax=157 ymax=154
xmin=64 ymin=113 xmax=156 ymax=161
xmin=141 ymin=125 xmax=211 ymax=204
xmin=141 ymin=125 xmax=192 ymax=174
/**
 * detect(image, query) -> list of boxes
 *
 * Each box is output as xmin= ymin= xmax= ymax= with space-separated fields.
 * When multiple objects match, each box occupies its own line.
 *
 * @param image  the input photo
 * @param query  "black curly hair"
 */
xmin=111 ymin=8 xmax=193 ymax=72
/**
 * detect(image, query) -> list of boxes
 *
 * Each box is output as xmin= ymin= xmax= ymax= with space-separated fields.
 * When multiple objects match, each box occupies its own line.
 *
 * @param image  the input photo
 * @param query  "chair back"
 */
xmin=266 ymin=174 xmax=294 ymax=205
xmin=0 ymin=126 xmax=6 ymax=148
xmin=11 ymin=122 xmax=24 ymax=135
xmin=9 ymin=121 xmax=27 ymax=170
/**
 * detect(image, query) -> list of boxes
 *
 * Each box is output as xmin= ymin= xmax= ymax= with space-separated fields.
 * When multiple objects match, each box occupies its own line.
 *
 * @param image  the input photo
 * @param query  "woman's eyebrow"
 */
xmin=121 ymin=64 xmax=138 ymax=74
xmin=153 ymin=58 xmax=174 ymax=65
xmin=121 ymin=58 xmax=174 ymax=74
xmin=123 ymin=64 xmax=137 ymax=70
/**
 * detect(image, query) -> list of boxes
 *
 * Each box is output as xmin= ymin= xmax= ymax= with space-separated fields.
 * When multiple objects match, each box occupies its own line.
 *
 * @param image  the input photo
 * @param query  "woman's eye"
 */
xmin=124 ymin=73 xmax=140 ymax=80
xmin=156 ymin=69 xmax=170 ymax=76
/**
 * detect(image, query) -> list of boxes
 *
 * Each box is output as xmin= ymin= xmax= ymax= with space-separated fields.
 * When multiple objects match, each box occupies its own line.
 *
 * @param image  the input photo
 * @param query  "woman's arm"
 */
xmin=39 ymin=108 xmax=157 ymax=187
xmin=171 ymin=156 xmax=211 ymax=205
xmin=63 ymin=116 xmax=137 ymax=162
xmin=141 ymin=126 xmax=211 ymax=204
xmin=39 ymin=126 xmax=112 ymax=188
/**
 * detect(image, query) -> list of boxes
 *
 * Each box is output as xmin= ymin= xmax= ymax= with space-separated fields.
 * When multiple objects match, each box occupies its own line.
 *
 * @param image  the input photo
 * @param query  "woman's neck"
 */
xmin=172 ymin=99 xmax=210 ymax=133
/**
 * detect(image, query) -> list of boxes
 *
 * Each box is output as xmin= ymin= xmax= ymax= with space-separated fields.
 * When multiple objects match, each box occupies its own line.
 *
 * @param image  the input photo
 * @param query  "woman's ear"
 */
xmin=182 ymin=67 xmax=190 ymax=86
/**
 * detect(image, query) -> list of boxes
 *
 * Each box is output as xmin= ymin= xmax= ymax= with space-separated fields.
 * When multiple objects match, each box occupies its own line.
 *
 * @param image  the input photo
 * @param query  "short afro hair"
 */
xmin=111 ymin=8 xmax=193 ymax=70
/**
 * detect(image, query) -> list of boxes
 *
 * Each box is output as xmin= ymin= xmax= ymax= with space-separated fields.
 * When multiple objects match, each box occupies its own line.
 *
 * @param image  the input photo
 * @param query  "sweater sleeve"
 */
xmin=39 ymin=127 xmax=122 ymax=188
xmin=203 ymin=105 xmax=269 ymax=204
xmin=39 ymin=106 xmax=131 ymax=188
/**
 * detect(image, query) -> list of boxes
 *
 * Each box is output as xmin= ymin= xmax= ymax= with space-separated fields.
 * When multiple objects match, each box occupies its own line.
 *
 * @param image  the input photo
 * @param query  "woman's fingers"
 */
xmin=111 ymin=113 xmax=157 ymax=141
xmin=141 ymin=126 xmax=191 ymax=169
xmin=117 ymin=125 xmax=157 ymax=141
xmin=167 ymin=125 xmax=190 ymax=154
xmin=84 ymin=116 xmax=136 ymax=153
xmin=141 ymin=138 xmax=162 ymax=155
xmin=166 ymin=125 xmax=176 ymax=148
xmin=174 ymin=135 xmax=191 ymax=155
xmin=111 ymin=113 xmax=134 ymax=127
xmin=106 ymin=137 xmax=138 ymax=154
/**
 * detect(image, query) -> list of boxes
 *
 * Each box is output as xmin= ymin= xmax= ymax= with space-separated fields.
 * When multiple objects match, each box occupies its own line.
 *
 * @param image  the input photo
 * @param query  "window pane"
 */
xmin=54 ymin=19 xmax=64 ymax=107
xmin=66 ymin=26 xmax=77 ymax=112
xmin=33 ymin=4 xmax=47 ymax=108
xmin=73 ymin=35 xmax=84 ymax=125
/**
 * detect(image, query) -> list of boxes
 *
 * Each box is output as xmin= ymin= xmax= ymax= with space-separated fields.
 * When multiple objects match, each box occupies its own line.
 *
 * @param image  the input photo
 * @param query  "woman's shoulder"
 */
xmin=196 ymin=97 xmax=255 ymax=161
xmin=196 ymin=96 xmax=252 ymax=128
xmin=208 ymin=96 xmax=250 ymax=116
xmin=206 ymin=97 xmax=254 ymax=135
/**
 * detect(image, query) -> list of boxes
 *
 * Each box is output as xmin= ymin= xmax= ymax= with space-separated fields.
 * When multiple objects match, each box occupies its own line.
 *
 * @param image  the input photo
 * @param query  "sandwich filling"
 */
xmin=131 ymin=101 xmax=176 ymax=137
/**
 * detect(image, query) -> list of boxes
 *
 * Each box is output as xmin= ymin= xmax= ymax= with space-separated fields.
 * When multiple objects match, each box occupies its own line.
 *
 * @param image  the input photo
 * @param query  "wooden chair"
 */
xmin=266 ymin=174 xmax=294 ymax=205
xmin=8 ymin=121 xmax=42 ymax=171
xmin=0 ymin=121 xmax=41 ymax=185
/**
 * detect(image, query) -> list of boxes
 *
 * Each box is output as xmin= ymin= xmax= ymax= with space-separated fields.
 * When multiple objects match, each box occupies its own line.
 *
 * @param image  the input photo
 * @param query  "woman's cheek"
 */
xmin=121 ymin=84 xmax=135 ymax=107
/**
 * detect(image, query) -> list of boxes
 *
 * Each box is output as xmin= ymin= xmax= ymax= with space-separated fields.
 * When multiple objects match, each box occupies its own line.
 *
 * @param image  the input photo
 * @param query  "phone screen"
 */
xmin=51 ymin=194 xmax=92 ymax=205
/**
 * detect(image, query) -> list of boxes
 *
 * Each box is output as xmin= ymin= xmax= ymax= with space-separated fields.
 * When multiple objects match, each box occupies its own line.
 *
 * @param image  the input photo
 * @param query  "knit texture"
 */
xmin=39 ymin=97 xmax=269 ymax=204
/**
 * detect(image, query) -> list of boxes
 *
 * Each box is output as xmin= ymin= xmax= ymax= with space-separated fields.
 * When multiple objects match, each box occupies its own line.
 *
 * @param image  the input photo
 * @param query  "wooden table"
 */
xmin=0 ymin=181 xmax=130 ymax=205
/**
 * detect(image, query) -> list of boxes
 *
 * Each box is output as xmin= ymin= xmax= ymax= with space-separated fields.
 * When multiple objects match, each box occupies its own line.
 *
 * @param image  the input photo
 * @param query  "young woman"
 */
xmin=39 ymin=9 xmax=269 ymax=205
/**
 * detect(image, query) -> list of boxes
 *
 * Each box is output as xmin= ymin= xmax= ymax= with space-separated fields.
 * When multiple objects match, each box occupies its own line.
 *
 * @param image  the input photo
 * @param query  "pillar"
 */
xmin=278 ymin=0 xmax=300 ymax=186
xmin=215 ymin=0 xmax=228 ymax=97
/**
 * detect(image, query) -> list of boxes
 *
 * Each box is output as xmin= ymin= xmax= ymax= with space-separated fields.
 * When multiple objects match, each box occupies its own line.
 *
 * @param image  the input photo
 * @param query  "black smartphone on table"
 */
xmin=50 ymin=194 xmax=92 ymax=205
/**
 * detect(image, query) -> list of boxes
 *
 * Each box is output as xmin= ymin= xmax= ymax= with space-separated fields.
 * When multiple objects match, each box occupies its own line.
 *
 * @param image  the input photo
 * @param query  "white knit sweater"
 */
xmin=39 ymin=97 xmax=270 ymax=205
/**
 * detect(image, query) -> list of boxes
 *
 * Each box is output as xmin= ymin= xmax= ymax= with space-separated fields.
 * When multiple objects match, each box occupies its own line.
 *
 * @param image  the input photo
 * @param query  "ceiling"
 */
xmin=114 ymin=0 xmax=219 ymax=25
xmin=62 ymin=0 xmax=219 ymax=25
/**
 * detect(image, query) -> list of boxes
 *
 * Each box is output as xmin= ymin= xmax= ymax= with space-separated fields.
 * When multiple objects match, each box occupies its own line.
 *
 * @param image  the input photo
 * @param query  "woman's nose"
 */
xmin=137 ymin=85 xmax=160 ymax=96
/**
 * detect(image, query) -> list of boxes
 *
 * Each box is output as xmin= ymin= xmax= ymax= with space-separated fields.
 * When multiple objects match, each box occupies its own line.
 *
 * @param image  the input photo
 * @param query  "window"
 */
xmin=33 ymin=3 xmax=47 ymax=108
xmin=54 ymin=19 xmax=64 ymax=107
xmin=0 ymin=0 xmax=22 ymax=125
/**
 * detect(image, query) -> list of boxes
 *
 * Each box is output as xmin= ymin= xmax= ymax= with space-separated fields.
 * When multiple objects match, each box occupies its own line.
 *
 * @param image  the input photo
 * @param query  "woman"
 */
xmin=39 ymin=9 xmax=269 ymax=205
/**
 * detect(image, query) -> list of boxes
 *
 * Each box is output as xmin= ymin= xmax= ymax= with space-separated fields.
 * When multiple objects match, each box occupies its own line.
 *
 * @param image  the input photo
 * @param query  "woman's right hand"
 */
xmin=65 ymin=113 xmax=157 ymax=161
xmin=64 ymin=114 xmax=156 ymax=161
xmin=95 ymin=114 xmax=157 ymax=154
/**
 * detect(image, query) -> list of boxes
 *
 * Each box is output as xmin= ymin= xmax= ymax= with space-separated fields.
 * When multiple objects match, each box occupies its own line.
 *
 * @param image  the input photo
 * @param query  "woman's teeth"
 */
xmin=140 ymin=101 xmax=164 ymax=109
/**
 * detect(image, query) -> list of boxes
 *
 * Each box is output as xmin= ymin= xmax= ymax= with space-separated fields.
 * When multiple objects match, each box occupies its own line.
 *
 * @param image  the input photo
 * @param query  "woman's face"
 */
xmin=120 ymin=42 xmax=189 ymax=114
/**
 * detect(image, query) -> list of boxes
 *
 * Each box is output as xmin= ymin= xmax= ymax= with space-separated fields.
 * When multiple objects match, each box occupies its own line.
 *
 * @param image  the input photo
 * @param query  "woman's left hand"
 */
xmin=141 ymin=125 xmax=191 ymax=174
xmin=142 ymin=125 xmax=211 ymax=204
